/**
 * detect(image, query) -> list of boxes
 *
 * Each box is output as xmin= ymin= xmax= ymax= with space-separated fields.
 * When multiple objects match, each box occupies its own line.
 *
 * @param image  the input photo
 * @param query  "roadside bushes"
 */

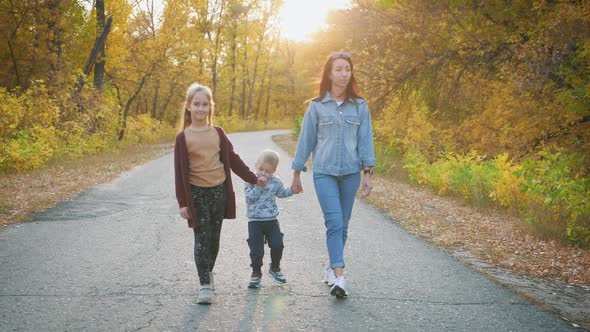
xmin=0 ymin=83 xmax=175 ymax=173
xmin=401 ymin=148 xmax=590 ymax=245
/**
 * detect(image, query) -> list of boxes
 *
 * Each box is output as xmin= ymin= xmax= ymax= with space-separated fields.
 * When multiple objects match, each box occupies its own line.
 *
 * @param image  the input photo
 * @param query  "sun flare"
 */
xmin=279 ymin=0 xmax=352 ymax=42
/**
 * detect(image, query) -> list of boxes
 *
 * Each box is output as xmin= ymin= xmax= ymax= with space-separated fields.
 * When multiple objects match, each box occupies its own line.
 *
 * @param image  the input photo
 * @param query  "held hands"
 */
xmin=256 ymin=176 xmax=268 ymax=187
xmin=291 ymin=171 xmax=303 ymax=194
xmin=361 ymin=173 xmax=373 ymax=197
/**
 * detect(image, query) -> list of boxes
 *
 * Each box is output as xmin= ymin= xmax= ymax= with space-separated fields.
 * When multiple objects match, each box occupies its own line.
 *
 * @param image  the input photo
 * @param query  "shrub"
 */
xmin=517 ymin=150 xmax=590 ymax=244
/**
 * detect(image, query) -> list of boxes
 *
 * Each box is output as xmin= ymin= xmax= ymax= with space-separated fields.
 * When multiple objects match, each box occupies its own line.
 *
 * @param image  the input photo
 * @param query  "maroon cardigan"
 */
xmin=174 ymin=126 xmax=258 ymax=228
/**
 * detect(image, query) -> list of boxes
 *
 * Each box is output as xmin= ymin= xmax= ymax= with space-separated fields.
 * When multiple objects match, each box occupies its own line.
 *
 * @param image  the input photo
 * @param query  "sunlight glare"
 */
xmin=279 ymin=0 xmax=352 ymax=42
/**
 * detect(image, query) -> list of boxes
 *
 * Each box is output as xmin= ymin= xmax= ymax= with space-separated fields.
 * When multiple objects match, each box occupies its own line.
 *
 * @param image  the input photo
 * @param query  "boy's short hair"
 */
xmin=257 ymin=150 xmax=280 ymax=169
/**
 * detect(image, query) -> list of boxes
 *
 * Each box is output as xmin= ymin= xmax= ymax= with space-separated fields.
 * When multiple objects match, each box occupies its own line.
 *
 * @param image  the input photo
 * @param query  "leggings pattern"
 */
xmin=191 ymin=183 xmax=226 ymax=285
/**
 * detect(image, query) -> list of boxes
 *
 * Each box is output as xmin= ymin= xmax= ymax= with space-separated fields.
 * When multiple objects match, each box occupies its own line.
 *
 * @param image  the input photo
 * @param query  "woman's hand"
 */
xmin=291 ymin=171 xmax=303 ymax=194
xmin=179 ymin=207 xmax=190 ymax=220
xmin=361 ymin=173 xmax=372 ymax=197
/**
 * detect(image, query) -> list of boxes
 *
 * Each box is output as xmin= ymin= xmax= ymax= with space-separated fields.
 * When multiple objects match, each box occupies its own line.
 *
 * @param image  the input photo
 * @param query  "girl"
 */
xmin=291 ymin=52 xmax=376 ymax=298
xmin=174 ymin=83 xmax=266 ymax=304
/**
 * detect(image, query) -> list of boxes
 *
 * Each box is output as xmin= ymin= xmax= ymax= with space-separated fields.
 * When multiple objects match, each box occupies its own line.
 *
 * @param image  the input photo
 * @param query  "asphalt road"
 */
xmin=0 ymin=130 xmax=576 ymax=331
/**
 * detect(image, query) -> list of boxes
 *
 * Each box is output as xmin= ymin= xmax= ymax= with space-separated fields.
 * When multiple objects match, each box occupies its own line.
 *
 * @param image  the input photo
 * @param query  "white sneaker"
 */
xmin=330 ymin=276 xmax=347 ymax=298
xmin=197 ymin=285 xmax=212 ymax=304
xmin=209 ymin=271 xmax=214 ymax=290
xmin=323 ymin=266 xmax=336 ymax=286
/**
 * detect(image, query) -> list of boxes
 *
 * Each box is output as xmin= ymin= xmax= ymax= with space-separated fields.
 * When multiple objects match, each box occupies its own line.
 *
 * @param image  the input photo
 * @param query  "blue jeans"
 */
xmin=247 ymin=219 xmax=284 ymax=273
xmin=313 ymin=172 xmax=361 ymax=268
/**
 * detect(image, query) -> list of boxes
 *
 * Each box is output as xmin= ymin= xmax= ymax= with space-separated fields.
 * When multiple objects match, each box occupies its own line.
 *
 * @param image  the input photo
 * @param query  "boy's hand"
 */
xmin=256 ymin=176 xmax=268 ymax=187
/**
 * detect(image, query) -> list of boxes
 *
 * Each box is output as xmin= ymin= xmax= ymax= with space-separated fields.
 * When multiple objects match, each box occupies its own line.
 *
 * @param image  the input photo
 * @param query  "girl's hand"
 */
xmin=361 ymin=173 xmax=372 ymax=197
xmin=256 ymin=176 xmax=268 ymax=187
xmin=179 ymin=207 xmax=190 ymax=220
xmin=291 ymin=171 xmax=303 ymax=194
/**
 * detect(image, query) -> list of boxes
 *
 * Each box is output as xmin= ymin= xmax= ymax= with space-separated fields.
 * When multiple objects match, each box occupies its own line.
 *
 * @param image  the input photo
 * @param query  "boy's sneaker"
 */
xmin=268 ymin=268 xmax=287 ymax=284
xmin=197 ymin=285 xmax=212 ymax=304
xmin=248 ymin=272 xmax=262 ymax=288
xmin=323 ymin=266 xmax=336 ymax=287
xmin=330 ymin=276 xmax=347 ymax=298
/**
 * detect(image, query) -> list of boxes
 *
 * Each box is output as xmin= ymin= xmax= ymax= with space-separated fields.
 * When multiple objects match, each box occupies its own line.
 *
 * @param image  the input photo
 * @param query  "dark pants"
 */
xmin=191 ymin=183 xmax=226 ymax=285
xmin=247 ymin=220 xmax=284 ymax=273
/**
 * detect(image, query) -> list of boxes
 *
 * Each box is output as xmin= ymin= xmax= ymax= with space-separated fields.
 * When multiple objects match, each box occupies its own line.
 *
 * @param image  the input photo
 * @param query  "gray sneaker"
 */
xmin=197 ymin=285 xmax=212 ymax=304
xmin=323 ymin=266 xmax=336 ymax=286
xmin=330 ymin=276 xmax=347 ymax=298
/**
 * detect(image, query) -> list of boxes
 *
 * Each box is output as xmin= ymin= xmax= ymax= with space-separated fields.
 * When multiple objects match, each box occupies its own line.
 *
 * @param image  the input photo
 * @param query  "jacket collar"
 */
xmin=320 ymin=91 xmax=355 ymax=104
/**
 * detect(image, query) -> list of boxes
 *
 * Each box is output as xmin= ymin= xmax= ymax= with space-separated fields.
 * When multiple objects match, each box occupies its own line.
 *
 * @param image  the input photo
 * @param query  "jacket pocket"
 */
xmin=344 ymin=116 xmax=360 ymax=126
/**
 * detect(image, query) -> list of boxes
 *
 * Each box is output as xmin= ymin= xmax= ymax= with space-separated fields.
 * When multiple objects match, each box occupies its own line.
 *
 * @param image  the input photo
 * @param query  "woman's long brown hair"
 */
xmin=318 ymin=53 xmax=362 ymax=100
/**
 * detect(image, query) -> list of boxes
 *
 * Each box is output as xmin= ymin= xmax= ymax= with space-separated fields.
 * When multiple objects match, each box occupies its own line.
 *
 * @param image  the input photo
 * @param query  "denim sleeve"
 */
xmin=291 ymin=103 xmax=318 ymax=172
xmin=358 ymin=101 xmax=376 ymax=168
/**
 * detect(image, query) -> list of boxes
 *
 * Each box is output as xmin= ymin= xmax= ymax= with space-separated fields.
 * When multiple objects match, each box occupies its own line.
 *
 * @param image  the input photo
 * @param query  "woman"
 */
xmin=291 ymin=52 xmax=376 ymax=298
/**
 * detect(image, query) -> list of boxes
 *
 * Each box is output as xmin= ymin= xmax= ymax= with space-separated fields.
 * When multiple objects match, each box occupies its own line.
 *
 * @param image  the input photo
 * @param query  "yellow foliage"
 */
xmin=489 ymin=153 xmax=525 ymax=211
xmin=123 ymin=114 xmax=177 ymax=145
xmin=5 ymin=125 xmax=58 ymax=171
xmin=0 ymin=87 xmax=24 ymax=138
xmin=405 ymin=99 xmax=434 ymax=153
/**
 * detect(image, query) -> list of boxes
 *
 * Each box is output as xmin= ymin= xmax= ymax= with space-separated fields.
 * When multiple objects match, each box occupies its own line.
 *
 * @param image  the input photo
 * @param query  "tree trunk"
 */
xmin=151 ymin=80 xmax=160 ymax=118
xmin=264 ymin=70 xmax=273 ymax=126
xmin=255 ymin=62 xmax=269 ymax=120
xmin=159 ymin=83 xmax=176 ymax=121
xmin=240 ymin=37 xmax=249 ymax=118
xmin=94 ymin=0 xmax=105 ymax=91
xmin=119 ymin=77 xmax=146 ymax=140
xmin=264 ymin=64 xmax=274 ymax=125
xmin=78 ymin=16 xmax=112 ymax=93
xmin=46 ymin=0 xmax=62 ymax=87
xmin=247 ymin=27 xmax=267 ymax=117
xmin=229 ymin=28 xmax=237 ymax=116
xmin=210 ymin=1 xmax=224 ymax=98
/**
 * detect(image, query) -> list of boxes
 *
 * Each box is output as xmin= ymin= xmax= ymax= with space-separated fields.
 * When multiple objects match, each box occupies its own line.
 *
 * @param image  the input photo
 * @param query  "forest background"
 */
xmin=1 ymin=0 xmax=589 ymax=248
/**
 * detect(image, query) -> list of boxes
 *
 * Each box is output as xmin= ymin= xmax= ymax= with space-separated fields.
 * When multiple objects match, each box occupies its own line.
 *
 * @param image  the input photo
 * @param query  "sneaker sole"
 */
xmin=197 ymin=298 xmax=212 ymax=304
xmin=330 ymin=286 xmax=347 ymax=298
xmin=268 ymin=272 xmax=286 ymax=284
xmin=248 ymin=283 xmax=261 ymax=289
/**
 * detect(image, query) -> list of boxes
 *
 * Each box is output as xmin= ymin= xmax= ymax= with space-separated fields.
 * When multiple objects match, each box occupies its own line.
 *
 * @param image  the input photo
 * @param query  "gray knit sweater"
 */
xmin=244 ymin=175 xmax=293 ymax=221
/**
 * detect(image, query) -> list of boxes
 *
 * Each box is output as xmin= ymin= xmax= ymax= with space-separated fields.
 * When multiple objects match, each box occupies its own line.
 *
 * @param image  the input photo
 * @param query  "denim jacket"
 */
xmin=292 ymin=92 xmax=376 ymax=176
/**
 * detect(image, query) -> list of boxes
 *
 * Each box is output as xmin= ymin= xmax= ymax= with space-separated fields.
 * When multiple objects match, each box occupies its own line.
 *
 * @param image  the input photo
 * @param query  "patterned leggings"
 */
xmin=191 ymin=183 xmax=226 ymax=285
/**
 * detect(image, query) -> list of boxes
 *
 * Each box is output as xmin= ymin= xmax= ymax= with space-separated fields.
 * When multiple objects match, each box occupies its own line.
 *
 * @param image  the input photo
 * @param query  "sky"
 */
xmin=278 ymin=0 xmax=352 ymax=42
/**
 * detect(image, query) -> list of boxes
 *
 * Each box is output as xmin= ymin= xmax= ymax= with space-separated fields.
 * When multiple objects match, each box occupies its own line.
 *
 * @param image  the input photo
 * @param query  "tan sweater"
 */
xmin=184 ymin=126 xmax=226 ymax=187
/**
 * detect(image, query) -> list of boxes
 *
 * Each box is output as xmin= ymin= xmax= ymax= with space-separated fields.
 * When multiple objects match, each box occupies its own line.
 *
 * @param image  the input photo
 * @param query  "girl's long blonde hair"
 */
xmin=182 ymin=83 xmax=215 ymax=129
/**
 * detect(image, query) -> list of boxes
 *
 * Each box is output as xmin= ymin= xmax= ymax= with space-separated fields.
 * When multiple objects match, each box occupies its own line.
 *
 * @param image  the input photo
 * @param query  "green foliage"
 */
xmin=293 ymin=116 xmax=302 ymax=139
xmin=402 ymin=149 xmax=429 ymax=185
xmin=2 ymin=126 xmax=57 ymax=171
xmin=403 ymin=148 xmax=590 ymax=245
xmin=517 ymin=150 xmax=590 ymax=245
xmin=373 ymin=139 xmax=402 ymax=175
